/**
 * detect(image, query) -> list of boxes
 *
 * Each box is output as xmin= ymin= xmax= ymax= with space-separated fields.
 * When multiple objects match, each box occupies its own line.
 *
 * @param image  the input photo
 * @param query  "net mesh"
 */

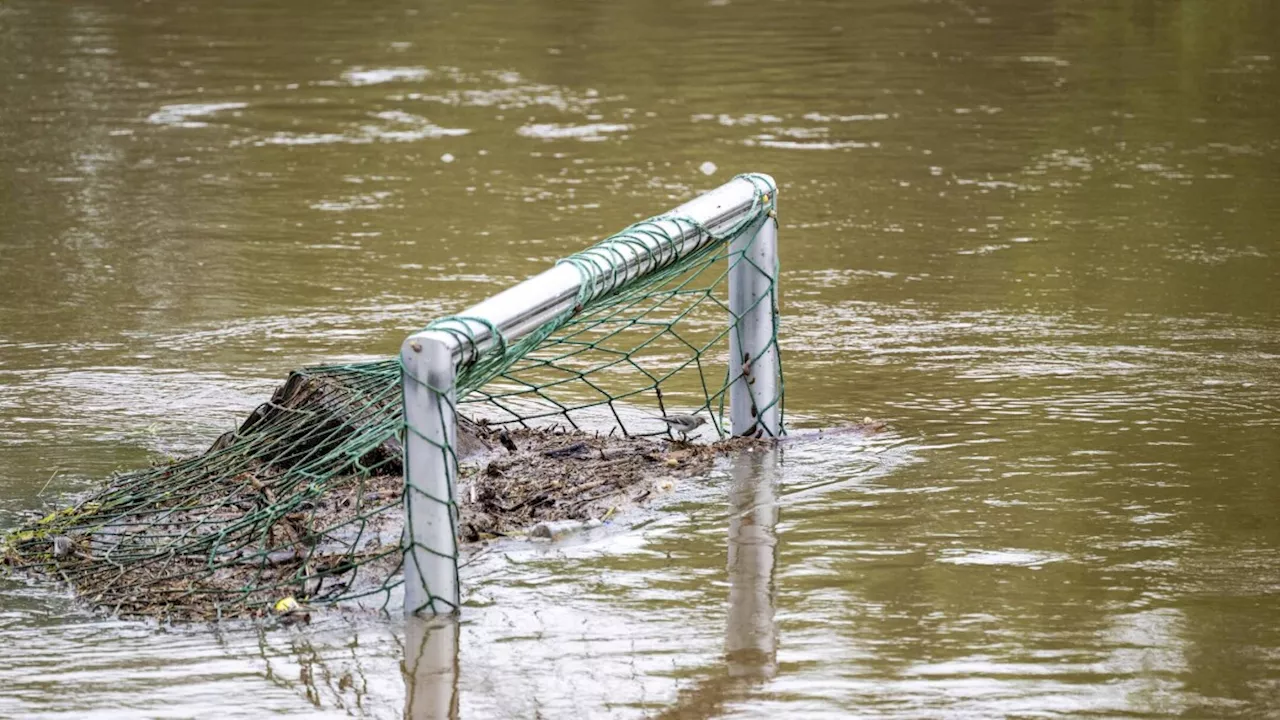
xmin=1 ymin=174 xmax=782 ymax=620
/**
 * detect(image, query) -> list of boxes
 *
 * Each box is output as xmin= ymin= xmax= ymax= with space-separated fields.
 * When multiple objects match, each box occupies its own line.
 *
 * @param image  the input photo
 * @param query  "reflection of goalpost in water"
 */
xmin=400 ymin=174 xmax=784 ymax=617
xmin=402 ymin=450 xmax=781 ymax=717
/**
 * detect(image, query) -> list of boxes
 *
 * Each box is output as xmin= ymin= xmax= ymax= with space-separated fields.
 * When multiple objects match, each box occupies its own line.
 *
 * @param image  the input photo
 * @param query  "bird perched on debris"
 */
xmin=661 ymin=413 xmax=706 ymax=442
xmin=497 ymin=429 xmax=519 ymax=454
xmin=52 ymin=535 xmax=74 ymax=559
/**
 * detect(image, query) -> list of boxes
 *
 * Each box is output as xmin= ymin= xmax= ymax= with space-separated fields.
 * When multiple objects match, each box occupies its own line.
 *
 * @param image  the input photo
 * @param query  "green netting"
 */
xmin=1 ymin=174 xmax=782 ymax=621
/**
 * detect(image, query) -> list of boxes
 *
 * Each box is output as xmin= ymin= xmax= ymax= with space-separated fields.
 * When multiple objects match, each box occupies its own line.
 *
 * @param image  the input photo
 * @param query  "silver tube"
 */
xmin=401 ymin=336 xmax=460 ymax=616
xmin=728 ymin=202 xmax=782 ymax=437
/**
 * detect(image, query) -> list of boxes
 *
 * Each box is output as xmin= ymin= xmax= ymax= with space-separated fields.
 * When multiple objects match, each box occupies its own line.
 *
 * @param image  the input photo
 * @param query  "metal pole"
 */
xmin=729 ymin=194 xmax=782 ymax=437
xmin=401 ymin=335 xmax=460 ymax=615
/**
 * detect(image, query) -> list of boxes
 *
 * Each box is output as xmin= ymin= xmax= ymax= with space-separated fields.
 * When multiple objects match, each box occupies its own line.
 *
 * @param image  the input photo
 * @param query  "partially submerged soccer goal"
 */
xmin=401 ymin=172 xmax=783 ymax=616
xmin=1 ymin=173 xmax=782 ymax=622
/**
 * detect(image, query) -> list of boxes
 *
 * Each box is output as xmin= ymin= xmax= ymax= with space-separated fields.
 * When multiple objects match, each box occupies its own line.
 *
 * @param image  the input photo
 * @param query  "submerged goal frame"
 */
xmin=399 ymin=174 xmax=782 ymax=617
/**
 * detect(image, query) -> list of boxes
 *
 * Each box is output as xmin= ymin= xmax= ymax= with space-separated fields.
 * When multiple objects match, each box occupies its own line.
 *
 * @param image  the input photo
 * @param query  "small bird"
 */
xmin=497 ymin=429 xmax=519 ymax=454
xmin=661 ymin=413 xmax=706 ymax=442
xmin=52 ymin=535 xmax=74 ymax=559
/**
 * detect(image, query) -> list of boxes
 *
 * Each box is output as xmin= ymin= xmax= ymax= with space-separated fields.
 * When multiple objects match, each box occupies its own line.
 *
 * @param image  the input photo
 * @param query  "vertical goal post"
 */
xmin=400 ymin=173 xmax=782 ymax=617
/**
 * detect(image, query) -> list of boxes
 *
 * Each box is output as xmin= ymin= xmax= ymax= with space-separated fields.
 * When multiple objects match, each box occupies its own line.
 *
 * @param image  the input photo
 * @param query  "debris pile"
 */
xmin=1 ymin=408 xmax=757 ymax=621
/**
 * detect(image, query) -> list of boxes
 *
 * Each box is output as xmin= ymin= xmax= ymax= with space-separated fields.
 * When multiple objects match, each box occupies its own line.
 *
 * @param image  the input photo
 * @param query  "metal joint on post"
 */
xmin=401 ymin=332 xmax=461 ymax=616
xmin=729 ymin=177 xmax=782 ymax=438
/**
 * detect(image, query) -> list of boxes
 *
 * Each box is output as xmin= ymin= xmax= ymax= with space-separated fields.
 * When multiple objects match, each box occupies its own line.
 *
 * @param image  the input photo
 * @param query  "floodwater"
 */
xmin=2 ymin=0 xmax=1278 ymax=717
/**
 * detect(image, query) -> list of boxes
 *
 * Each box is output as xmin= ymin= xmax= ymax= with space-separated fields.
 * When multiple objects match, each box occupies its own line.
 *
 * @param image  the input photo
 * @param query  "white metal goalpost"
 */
xmin=399 ymin=173 xmax=781 ymax=617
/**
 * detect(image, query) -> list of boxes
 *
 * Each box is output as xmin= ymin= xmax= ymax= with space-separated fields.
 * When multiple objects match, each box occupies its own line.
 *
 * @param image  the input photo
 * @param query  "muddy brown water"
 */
xmin=2 ymin=0 xmax=1279 ymax=717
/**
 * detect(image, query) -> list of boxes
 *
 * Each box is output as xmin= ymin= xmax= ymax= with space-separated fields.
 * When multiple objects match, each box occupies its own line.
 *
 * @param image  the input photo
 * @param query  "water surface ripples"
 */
xmin=2 ymin=0 xmax=1278 ymax=716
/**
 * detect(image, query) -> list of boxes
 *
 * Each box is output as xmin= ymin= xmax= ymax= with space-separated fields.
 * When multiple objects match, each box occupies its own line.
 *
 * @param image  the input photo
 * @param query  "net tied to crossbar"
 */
xmin=1 ymin=173 xmax=783 ymax=621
